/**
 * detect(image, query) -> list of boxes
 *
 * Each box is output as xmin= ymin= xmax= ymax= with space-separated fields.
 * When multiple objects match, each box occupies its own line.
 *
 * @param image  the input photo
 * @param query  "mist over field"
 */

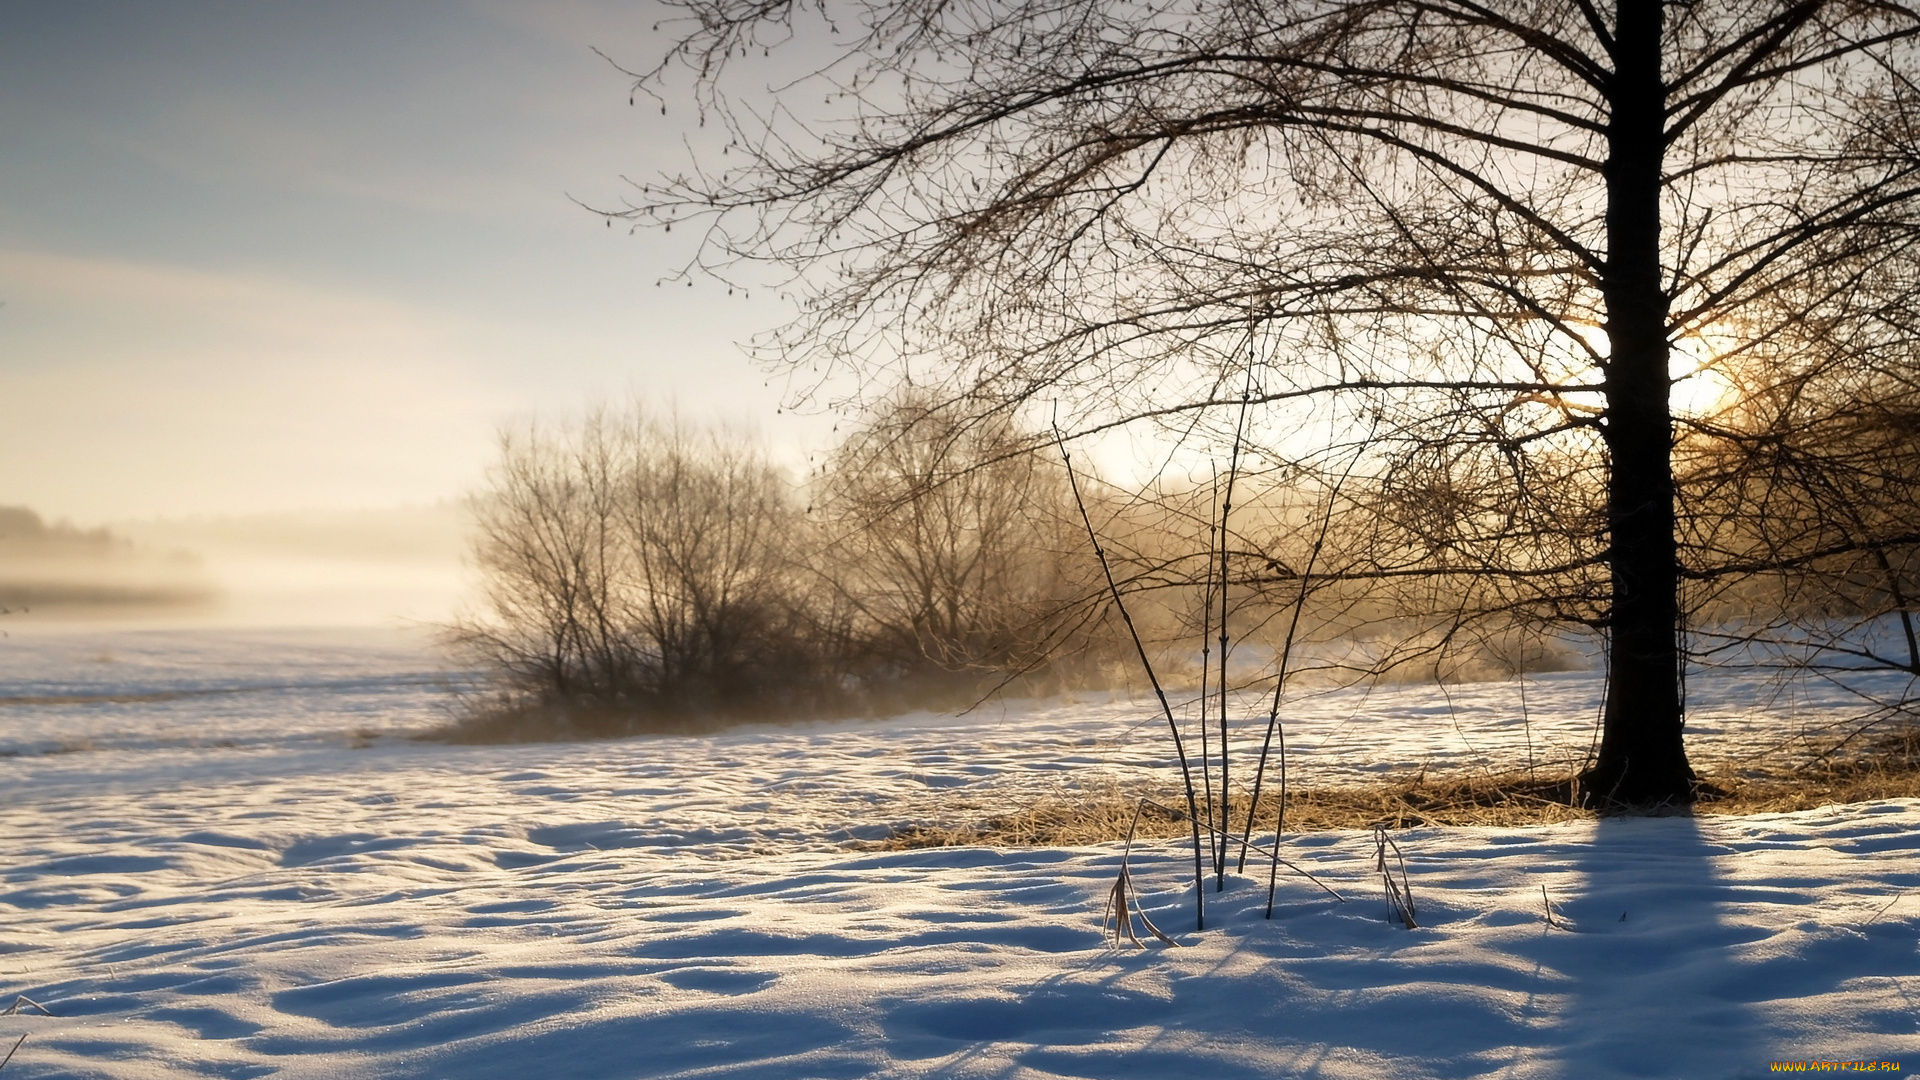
xmin=0 ymin=506 xmax=215 ymax=617
xmin=0 ymin=503 xmax=470 ymax=628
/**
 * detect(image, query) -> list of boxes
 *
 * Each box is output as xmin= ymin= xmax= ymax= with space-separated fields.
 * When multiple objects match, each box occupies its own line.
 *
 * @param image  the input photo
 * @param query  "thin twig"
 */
xmin=1214 ymin=366 xmax=1254 ymax=888
xmin=1249 ymin=417 xmax=1374 ymax=889
xmin=1261 ymin=720 xmax=1294 ymax=918
xmin=1542 ymin=884 xmax=1567 ymax=930
xmin=0 ymin=1033 xmax=24 ymax=1073
xmin=1199 ymin=467 xmax=1220 ymax=875
xmin=1866 ymin=891 xmax=1904 ymax=925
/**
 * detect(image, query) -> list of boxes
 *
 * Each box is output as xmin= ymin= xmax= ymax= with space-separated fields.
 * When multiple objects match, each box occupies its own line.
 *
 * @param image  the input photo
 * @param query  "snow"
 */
xmin=2 ymin=625 xmax=1916 ymax=1078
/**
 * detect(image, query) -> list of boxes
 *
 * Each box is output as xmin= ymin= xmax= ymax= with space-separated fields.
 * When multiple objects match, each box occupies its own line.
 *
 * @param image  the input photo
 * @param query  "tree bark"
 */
xmin=1585 ymin=0 xmax=1696 ymax=805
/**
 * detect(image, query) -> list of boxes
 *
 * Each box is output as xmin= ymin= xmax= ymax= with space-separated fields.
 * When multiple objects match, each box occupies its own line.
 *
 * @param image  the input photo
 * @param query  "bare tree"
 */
xmin=611 ymin=0 xmax=1920 ymax=804
xmin=449 ymin=407 xmax=821 ymax=729
xmin=811 ymin=394 xmax=1090 ymax=683
xmin=456 ymin=415 xmax=633 ymax=708
xmin=622 ymin=412 xmax=805 ymax=708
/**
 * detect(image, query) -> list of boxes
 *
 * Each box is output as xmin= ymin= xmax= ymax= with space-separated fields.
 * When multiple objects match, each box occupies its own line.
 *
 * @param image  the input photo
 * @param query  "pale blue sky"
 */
xmin=0 ymin=0 xmax=827 ymax=521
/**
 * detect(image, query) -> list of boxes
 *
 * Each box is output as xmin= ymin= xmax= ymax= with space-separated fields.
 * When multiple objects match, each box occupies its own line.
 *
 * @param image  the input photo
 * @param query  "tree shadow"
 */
xmin=1529 ymin=808 xmax=1920 ymax=1079
xmin=857 ymin=816 xmax=1920 ymax=1079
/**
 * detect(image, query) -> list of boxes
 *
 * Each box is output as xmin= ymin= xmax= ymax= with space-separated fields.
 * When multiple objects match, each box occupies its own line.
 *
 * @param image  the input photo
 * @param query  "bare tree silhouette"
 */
xmin=810 ymin=394 xmax=1086 ymax=680
xmin=449 ymin=408 xmax=817 ymax=730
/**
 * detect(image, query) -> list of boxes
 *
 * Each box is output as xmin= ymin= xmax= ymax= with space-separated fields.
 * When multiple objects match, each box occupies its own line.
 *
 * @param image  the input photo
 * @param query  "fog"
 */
xmin=0 ymin=503 xmax=471 ymax=629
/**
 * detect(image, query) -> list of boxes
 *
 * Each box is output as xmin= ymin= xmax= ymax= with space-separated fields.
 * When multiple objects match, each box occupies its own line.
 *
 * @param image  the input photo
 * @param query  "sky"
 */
xmin=0 ymin=0 xmax=835 ymax=524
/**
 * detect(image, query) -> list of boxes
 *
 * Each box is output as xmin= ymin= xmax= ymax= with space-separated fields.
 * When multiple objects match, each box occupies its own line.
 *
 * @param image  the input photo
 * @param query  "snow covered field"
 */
xmin=2 ymin=626 xmax=1917 ymax=1078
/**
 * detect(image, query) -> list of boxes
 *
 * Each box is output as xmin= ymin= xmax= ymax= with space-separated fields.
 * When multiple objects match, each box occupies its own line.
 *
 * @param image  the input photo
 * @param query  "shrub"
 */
xmin=444 ymin=407 xmax=835 ymax=735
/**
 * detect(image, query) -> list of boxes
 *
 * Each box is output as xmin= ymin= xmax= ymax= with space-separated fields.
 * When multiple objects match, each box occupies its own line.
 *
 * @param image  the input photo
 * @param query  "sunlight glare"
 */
xmin=1669 ymin=326 xmax=1740 ymax=420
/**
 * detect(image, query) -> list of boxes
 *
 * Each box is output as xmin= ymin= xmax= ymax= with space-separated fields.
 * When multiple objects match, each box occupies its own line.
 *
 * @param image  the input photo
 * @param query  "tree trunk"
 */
xmin=1585 ymin=0 xmax=1696 ymax=805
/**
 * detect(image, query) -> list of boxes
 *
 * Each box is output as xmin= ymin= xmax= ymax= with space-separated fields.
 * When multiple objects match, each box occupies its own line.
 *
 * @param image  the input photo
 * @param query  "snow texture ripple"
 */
xmin=1 ymin=627 xmax=1915 ymax=1078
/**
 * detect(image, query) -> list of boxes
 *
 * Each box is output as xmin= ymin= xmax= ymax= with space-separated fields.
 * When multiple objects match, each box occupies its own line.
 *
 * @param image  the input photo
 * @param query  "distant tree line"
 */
xmin=0 ymin=506 xmax=215 ymax=612
xmin=442 ymin=400 xmax=1099 ymax=738
xmin=446 ymin=384 xmax=1920 ymax=750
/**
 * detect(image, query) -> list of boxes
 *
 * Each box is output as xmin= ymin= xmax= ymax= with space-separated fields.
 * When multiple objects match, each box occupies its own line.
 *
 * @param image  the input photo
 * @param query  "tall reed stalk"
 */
xmin=1213 ymin=376 xmax=1252 ymax=889
xmin=1056 ymin=426 xmax=1210 ymax=931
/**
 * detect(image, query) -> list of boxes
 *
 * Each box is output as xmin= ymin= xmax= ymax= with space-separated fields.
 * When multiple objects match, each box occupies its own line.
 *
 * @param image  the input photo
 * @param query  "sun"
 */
xmin=1668 ymin=325 xmax=1741 ymax=420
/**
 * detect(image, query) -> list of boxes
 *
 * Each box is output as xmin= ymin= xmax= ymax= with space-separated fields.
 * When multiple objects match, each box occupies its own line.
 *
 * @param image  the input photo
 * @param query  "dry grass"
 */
xmin=865 ymin=725 xmax=1920 ymax=849
xmin=865 ymin=775 xmax=1590 ymax=850
xmin=1701 ymin=724 xmax=1920 ymax=814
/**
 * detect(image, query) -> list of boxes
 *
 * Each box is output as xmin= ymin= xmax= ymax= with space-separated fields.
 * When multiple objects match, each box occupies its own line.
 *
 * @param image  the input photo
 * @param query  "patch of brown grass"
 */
xmin=864 ymin=725 xmax=1920 ymax=849
xmin=1699 ymin=723 xmax=1920 ymax=815
xmin=864 ymin=774 xmax=1592 ymax=850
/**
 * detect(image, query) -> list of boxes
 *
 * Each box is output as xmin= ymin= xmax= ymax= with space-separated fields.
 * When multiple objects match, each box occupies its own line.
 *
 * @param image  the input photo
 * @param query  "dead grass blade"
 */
xmin=1374 ymin=827 xmax=1418 ymax=929
xmin=0 ymin=999 xmax=48 ymax=1018
xmin=0 ymin=1033 xmax=24 ymax=1073
xmin=1102 ymin=800 xmax=1180 ymax=948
